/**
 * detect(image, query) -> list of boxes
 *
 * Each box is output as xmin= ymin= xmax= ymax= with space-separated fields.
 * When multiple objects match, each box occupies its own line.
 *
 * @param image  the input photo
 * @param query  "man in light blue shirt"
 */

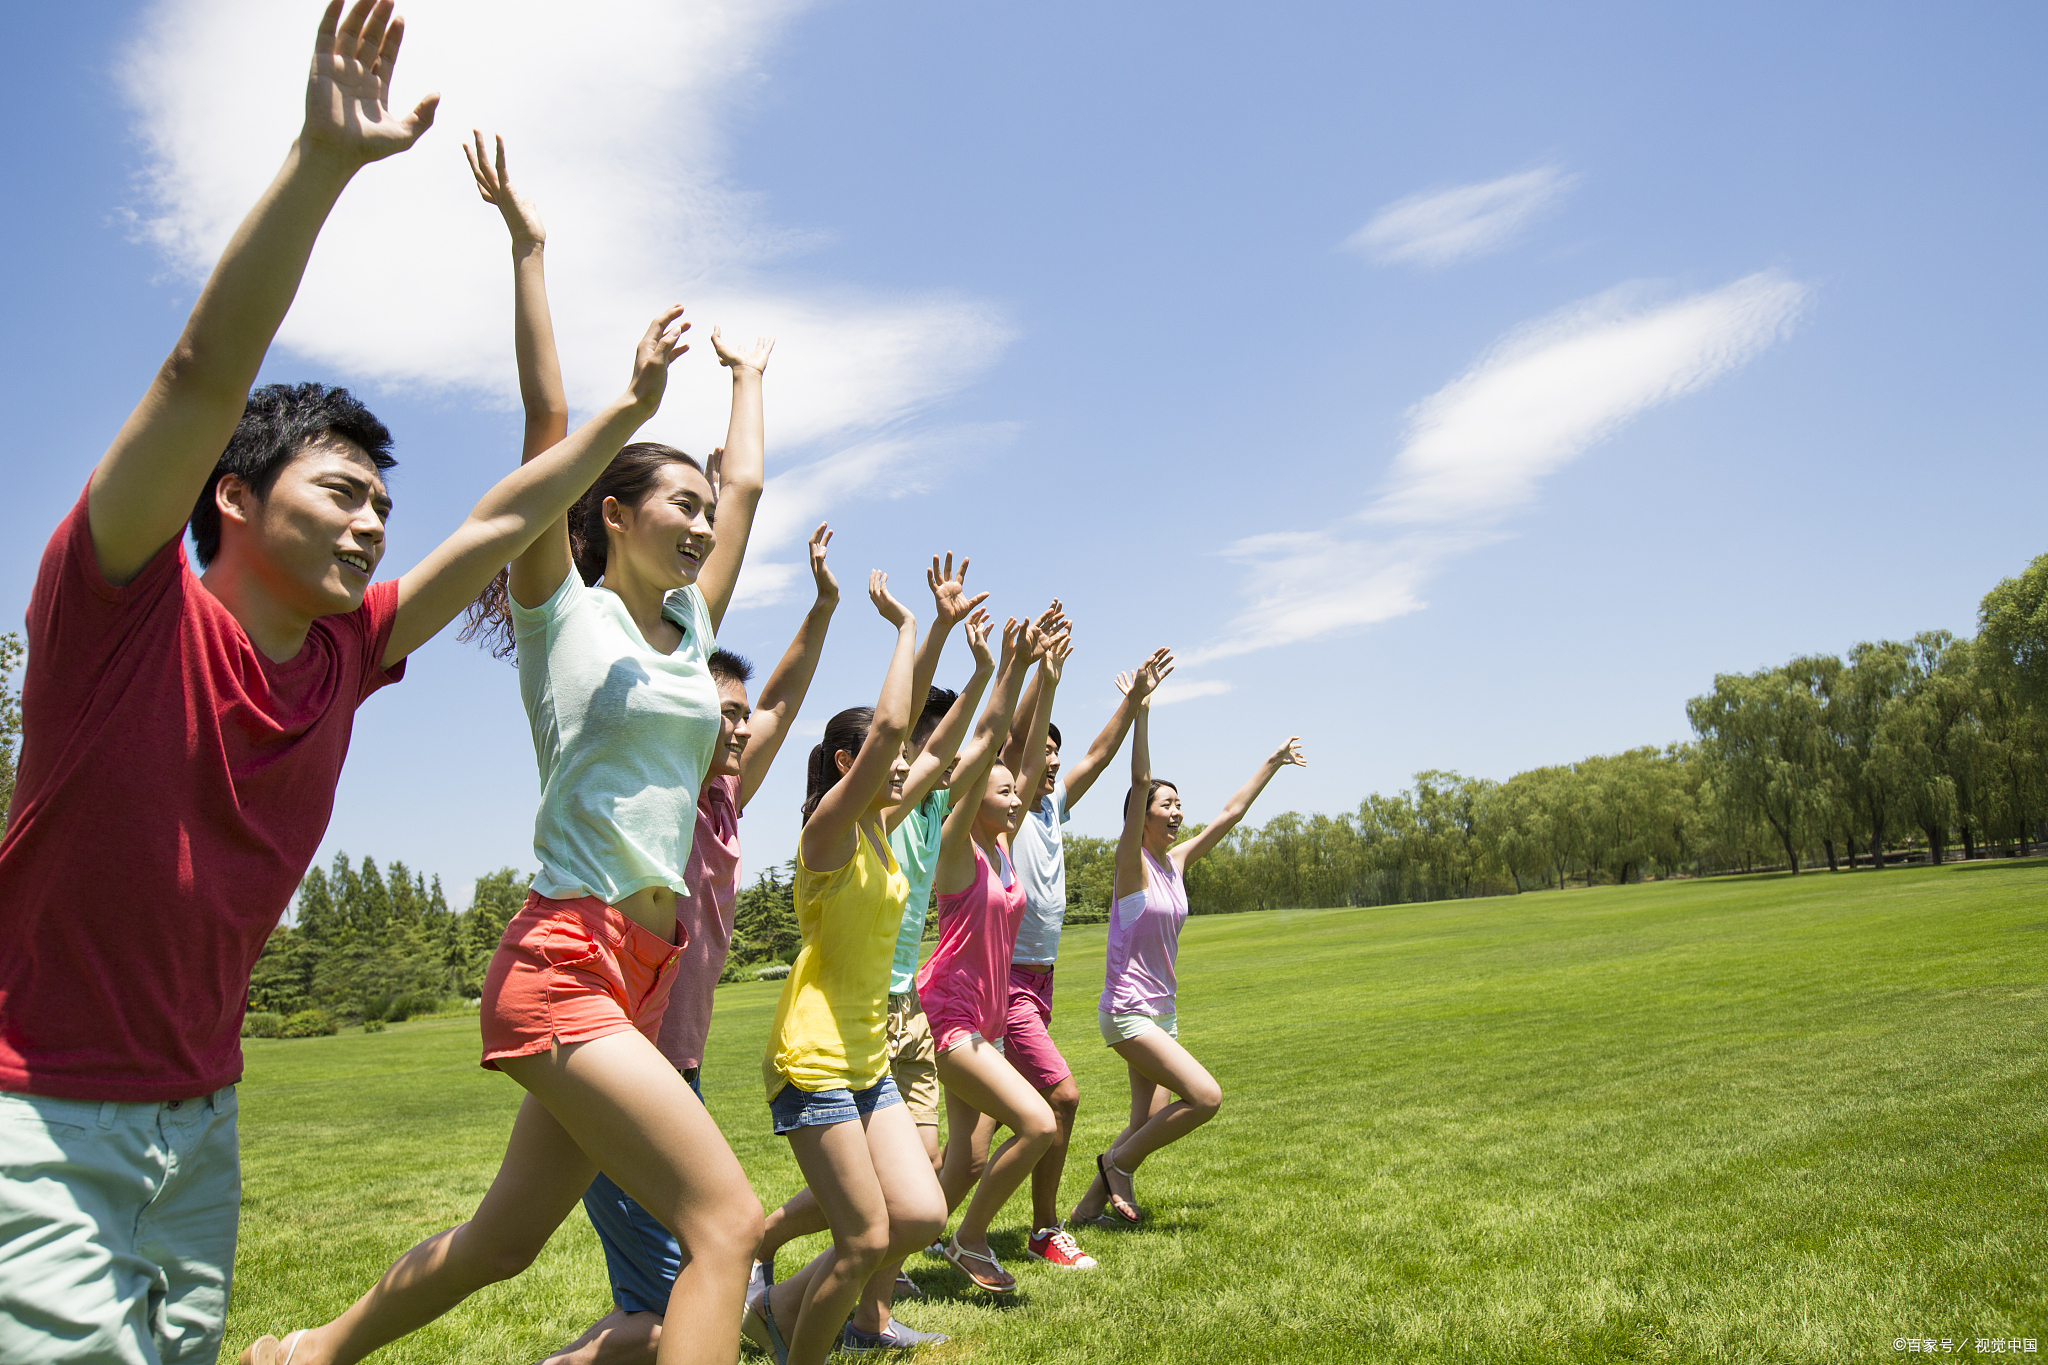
xmin=1000 ymin=653 xmax=1153 ymax=1266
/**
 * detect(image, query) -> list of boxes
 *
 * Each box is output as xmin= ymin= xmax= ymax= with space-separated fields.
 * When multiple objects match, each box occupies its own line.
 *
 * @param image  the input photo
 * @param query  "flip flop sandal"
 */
xmin=1095 ymin=1152 xmax=1141 ymax=1226
xmin=941 ymin=1236 xmax=1017 ymax=1294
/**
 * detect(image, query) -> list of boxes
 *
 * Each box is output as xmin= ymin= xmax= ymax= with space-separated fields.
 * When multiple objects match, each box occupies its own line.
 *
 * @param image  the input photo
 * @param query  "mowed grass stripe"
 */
xmin=226 ymin=862 xmax=2047 ymax=1364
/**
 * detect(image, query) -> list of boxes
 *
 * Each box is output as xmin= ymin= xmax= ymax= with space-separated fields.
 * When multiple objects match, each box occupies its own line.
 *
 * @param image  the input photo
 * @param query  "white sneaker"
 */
xmin=746 ymin=1260 xmax=771 ymax=1312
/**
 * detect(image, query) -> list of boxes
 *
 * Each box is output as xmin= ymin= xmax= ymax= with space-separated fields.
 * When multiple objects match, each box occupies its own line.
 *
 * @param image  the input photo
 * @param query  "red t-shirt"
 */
xmin=655 ymin=774 xmax=743 ymax=1072
xmin=0 ymin=487 xmax=406 ymax=1100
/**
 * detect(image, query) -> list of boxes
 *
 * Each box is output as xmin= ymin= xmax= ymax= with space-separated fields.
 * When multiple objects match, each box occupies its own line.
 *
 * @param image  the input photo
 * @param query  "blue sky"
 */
xmin=4 ymin=1 xmax=2043 ymax=906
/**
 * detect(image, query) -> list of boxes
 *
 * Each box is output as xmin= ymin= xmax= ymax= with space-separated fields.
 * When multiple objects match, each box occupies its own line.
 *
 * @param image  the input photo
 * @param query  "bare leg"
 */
xmin=760 ymin=1119 xmax=940 ymax=1277
xmin=1030 ymin=1073 xmax=1080 ymax=1230
xmin=533 ymin=1309 xmax=661 ymax=1365
xmin=937 ymin=1102 xmax=1001 ymax=1217
xmin=934 ymin=1040 xmax=1057 ymax=1260
xmin=259 ymin=1034 xmax=760 ymax=1365
xmin=1069 ymin=1030 xmax=1217 ymax=1224
xmin=844 ymin=1105 xmax=947 ymax=1337
xmin=767 ymin=1105 xmax=944 ymax=1365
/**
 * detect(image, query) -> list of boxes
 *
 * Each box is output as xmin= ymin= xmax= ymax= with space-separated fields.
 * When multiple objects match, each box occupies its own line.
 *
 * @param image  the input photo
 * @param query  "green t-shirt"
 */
xmin=887 ymin=787 xmax=951 ymax=994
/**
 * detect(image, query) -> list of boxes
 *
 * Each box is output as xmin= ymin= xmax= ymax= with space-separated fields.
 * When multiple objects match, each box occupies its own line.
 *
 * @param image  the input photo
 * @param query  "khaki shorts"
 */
xmin=886 ymin=991 xmax=941 ymax=1126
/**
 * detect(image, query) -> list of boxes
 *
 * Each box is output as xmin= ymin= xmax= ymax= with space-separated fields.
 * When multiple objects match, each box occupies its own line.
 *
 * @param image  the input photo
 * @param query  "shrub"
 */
xmin=282 ymin=1009 xmax=338 ymax=1038
xmin=362 ymin=1018 xmax=386 ymax=1033
xmin=755 ymin=963 xmax=791 ymax=981
xmin=242 ymin=1011 xmax=285 ymax=1039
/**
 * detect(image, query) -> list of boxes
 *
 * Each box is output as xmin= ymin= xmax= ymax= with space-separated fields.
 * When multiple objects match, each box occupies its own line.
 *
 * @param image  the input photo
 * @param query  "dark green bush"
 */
xmin=242 ymin=1011 xmax=285 ymax=1039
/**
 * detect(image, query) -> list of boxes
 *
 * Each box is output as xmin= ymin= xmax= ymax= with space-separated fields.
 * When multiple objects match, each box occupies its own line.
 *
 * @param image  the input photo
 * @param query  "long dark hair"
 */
xmin=460 ymin=442 xmax=704 ymax=661
xmin=803 ymin=706 xmax=876 ymax=822
xmin=1124 ymin=777 xmax=1180 ymax=819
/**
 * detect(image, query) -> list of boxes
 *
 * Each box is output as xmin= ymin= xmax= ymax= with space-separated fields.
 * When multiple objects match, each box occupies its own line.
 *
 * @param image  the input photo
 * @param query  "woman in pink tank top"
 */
xmin=921 ymin=617 xmax=1068 ymax=1293
xmin=1070 ymin=651 xmax=1306 ymax=1229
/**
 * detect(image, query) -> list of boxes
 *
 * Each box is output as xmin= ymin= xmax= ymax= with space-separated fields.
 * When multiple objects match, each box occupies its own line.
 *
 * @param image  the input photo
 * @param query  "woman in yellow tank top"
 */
xmin=748 ymin=561 xmax=990 ymax=1365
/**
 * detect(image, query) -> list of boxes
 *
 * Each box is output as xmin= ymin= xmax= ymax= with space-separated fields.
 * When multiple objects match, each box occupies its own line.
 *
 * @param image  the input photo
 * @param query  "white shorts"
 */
xmin=1098 ymin=1009 xmax=1178 ymax=1044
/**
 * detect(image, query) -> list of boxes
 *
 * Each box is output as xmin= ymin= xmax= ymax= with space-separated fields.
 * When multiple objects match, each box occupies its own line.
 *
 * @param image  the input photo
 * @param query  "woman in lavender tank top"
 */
xmin=1070 ymin=651 xmax=1306 ymax=1228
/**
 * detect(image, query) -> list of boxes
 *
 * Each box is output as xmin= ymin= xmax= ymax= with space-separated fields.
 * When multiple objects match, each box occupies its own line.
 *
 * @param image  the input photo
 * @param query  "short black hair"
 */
xmin=191 ymin=383 xmax=395 ymax=568
xmin=911 ymin=686 xmax=957 ymax=747
xmin=709 ymin=649 xmax=754 ymax=687
xmin=1046 ymin=722 xmax=1062 ymax=751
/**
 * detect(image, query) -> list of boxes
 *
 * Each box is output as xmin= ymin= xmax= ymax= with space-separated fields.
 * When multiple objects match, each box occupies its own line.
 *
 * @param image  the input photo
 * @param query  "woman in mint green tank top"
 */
xmin=1069 ymin=653 xmax=1307 ymax=1231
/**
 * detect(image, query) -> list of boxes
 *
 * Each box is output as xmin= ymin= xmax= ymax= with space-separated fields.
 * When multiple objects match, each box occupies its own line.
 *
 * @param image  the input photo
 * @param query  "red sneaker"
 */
xmin=1027 ymin=1224 xmax=1099 ymax=1270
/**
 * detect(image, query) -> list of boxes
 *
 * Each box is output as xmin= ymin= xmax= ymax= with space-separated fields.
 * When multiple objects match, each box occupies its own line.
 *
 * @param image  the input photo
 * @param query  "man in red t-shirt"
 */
xmin=0 ymin=6 xmax=691 ymax=1364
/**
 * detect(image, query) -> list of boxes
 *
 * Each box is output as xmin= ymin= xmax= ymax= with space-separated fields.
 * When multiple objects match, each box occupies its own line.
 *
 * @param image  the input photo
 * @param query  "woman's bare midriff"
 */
xmin=611 ymin=884 xmax=680 ymax=944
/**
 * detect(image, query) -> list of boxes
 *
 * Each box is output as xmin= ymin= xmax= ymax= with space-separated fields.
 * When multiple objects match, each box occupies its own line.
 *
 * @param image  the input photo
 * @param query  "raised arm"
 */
xmin=999 ymin=599 xmax=1065 ymax=773
xmin=933 ymin=620 xmax=1032 ymax=892
xmin=885 ymin=609 xmax=995 ymax=827
xmin=905 ymin=553 xmax=988 ymax=713
xmin=694 ymin=329 xmax=776 ymax=631
xmin=1060 ymin=647 xmax=1169 ymax=810
xmin=382 ymin=307 xmax=687 ymax=665
xmin=464 ymin=132 xmax=566 ymax=459
xmin=1008 ymin=630 xmax=1073 ymax=818
xmin=1111 ymin=653 xmax=1171 ymax=901
xmin=801 ymin=576 xmax=919 ymax=872
xmin=736 ymin=523 xmax=839 ymax=811
xmin=89 ymin=0 xmax=439 ymax=585
xmin=1173 ymin=736 xmax=1309 ymax=872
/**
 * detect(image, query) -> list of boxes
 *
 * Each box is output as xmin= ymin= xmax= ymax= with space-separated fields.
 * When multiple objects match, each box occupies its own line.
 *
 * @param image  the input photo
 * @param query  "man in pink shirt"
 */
xmin=541 ymin=529 xmax=841 ymax=1365
xmin=0 ymin=7 xmax=694 ymax=1364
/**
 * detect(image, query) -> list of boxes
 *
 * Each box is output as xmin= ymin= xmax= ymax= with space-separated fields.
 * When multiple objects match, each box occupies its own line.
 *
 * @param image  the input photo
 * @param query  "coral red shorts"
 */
xmin=480 ymin=891 xmax=684 ymax=1070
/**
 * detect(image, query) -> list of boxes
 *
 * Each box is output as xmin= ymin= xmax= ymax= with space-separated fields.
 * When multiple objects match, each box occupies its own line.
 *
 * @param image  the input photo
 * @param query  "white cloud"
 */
xmin=121 ymin=0 xmax=1012 ymax=460
xmin=1151 ymin=679 xmax=1234 ymax=707
xmin=1347 ymin=166 xmax=1578 ymax=268
xmin=1187 ymin=272 xmax=1809 ymax=664
xmin=729 ymin=422 xmax=1019 ymax=610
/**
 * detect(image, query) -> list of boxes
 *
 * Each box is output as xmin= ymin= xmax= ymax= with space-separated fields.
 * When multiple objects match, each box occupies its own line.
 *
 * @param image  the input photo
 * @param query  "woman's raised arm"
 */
xmin=800 ymin=574 xmax=918 ymax=872
xmin=1173 ymin=736 xmax=1308 ymax=872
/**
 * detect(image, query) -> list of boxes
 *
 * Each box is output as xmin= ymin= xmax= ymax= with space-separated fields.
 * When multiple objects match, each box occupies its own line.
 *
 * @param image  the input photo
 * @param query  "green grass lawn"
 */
xmin=226 ymin=862 xmax=2048 ymax=1364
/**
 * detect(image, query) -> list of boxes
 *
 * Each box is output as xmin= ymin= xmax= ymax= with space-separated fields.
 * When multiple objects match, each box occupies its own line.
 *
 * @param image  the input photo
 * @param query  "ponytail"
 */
xmin=802 ymin=706 xmax=876 ymax=822
xmin=459 ymin=441 xmax=704 ymax=661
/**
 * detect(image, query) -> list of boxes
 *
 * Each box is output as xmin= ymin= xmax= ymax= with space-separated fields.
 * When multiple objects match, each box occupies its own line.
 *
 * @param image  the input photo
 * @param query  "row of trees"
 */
xmin=1131 ymin=554 xmax=2048 ymax=913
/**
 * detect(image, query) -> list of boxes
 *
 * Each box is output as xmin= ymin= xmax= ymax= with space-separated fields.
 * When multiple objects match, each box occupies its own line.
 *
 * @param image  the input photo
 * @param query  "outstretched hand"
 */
xmin=808 ymin=523 xmax=838 ymax=603
xmin=996 ymin=617 xmax=1025 ymax=667
xmin=1272 ymin=737 xmax=1308 ymax=769
xmin=711 ymin=327 xmax=776 ymax=375
xmin=964 ymin=608 xmax=995 ymax=670
xmin=1041 ymin=626 xmax=1074 ymax=682
xmin=926 ymin=553 xmax=990 ymax=630
xmin=463 ymin=131 xmax=543 ymax=244
xmin=627 ymin=305 xmax=690 ymax=411
xmin=871 ymin=571 xmax=913 ymax=628
xmin=303 ymin=0 xmax=439 ymax=164
xmin=1022 ymin=600 xmax=1068 ymax=664
xmin=1128 ymin=648 xmax=1176 ymax=704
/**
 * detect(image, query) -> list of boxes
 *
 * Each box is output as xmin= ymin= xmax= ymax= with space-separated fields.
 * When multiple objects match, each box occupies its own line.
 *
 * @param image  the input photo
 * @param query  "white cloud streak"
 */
xmin=122 ymin=0 xmax=1012 ymax=461
xmin=1347 ymin=166 xmax=1578 ymax=268
xmin=1151 ymin=679 xmax=1235 ymax=707
xmin=1186 ymin=273 xmax=1809 ymax=664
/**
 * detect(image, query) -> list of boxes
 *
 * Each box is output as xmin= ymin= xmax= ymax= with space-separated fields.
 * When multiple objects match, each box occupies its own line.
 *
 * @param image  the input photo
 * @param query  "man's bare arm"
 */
xmin=90 ymin=0 xmax=438 ymax=585
xmin=738 ymin=524 xmax=839 ymax=811
xmin=1061 ymin=648 xmax=1168 ymax=810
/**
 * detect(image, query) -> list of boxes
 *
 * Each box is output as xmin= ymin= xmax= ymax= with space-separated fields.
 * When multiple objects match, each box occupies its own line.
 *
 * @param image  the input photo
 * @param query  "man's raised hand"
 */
xmin=464 ymin=132 xmax=543 ymax=244
xmin=926 ymin=553 xmax=989 ymax=630
xmin=304 ymin=1 xmax=439 ymax=164
xmin=1042 ymin=627 xmax=1074 ymax=683
xmin=808 ymin=523 xmax=839 ymax=603
xmin=712 ymin=327 xmax=777 ymax=376
xmin=1128 ymin=648 xmax=1176 ymax=703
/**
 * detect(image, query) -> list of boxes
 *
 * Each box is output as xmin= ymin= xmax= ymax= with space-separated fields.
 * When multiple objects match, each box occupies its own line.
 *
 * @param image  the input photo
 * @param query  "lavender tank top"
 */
xmin=1099 ymin=847 xmax=1187 ymax=1016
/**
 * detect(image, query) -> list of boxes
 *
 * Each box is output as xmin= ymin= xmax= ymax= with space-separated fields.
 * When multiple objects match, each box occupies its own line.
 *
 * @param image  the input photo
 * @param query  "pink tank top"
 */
xmin=916 ymin=839 xmax=1025 ymax=1041
xmin=1099 ymin=847 xmax=1186 ymax=1016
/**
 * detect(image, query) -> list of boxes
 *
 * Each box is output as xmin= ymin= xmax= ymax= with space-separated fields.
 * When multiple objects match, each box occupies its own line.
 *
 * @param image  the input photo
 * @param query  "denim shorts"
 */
xmin=0 ymin=1087 xmax=239 ymax=1365
xmin=769 ymin=1073 xmax=902 ymax=1136
xmin=581 ymin=1069 xmax=701 ymax=1314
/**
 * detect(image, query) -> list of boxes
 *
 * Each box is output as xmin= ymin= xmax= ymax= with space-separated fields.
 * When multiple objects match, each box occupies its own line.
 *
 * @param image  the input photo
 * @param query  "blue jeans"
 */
xmin=0 ymin=1087 xmax=239 ymax=1365
xmin=580 ymin=1068 xmax=700 ymax=1314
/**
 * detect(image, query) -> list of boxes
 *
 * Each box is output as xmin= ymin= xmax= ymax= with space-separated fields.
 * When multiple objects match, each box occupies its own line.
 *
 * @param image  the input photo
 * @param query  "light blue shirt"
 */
xmin=887 ymin=788 xmax=951 ymax=994
xmin=513 ymin=573 xmax=719 ymax=904
xmin=1010 ymin=778 xmax=1069 ymax=965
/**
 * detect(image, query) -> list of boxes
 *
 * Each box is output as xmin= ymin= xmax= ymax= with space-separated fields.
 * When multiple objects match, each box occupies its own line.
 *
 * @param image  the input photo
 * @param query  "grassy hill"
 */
xmin=226 ymin=862 xmax=2048 ymax=1363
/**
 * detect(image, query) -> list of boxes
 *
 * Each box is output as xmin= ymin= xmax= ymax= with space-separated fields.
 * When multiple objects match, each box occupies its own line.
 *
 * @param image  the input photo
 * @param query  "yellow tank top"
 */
xmin=763 ymin=822 xmax=910 ymax=1097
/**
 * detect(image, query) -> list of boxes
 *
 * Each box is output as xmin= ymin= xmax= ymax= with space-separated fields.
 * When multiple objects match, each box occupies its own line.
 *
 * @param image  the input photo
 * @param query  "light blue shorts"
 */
xmin=769 ymin=1074 xmax=902 ymax=1136
xmin=1099 ymin=1009 xmax=1179 ymax=1044
xmin=0 ymin=1087 xmax=240 ymax=1365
